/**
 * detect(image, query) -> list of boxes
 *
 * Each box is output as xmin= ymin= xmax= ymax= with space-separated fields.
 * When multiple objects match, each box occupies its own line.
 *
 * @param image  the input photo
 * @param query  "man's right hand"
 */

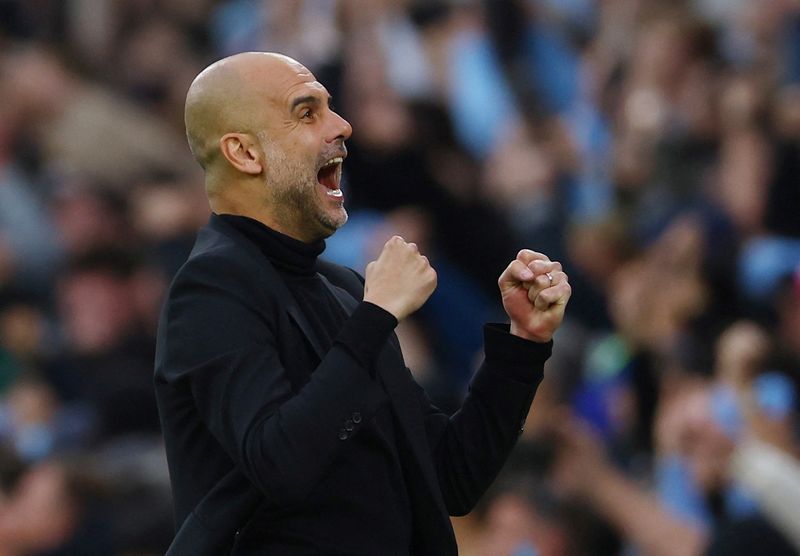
xmin=363 ymin=236 xmax=437 ymax=321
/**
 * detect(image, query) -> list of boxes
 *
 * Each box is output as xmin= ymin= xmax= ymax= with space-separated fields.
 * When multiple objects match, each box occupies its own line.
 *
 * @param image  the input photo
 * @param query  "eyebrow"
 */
xmin=290 ymin=94 xmax=331 ymax=112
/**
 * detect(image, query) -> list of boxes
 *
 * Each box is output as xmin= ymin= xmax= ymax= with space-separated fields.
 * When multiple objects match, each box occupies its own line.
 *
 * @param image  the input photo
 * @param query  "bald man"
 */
xmin=155 ymin=52 xmax=571 ymax=555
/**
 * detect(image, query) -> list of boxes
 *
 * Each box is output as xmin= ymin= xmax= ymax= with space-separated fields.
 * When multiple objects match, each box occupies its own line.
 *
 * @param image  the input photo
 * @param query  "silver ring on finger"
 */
xmin=546 ymin=272 xmax=553 ymax=288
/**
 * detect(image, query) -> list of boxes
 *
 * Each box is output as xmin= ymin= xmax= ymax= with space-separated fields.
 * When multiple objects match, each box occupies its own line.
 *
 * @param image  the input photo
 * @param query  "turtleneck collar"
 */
xmin=216 ymin=213 xmax=325 ymax=276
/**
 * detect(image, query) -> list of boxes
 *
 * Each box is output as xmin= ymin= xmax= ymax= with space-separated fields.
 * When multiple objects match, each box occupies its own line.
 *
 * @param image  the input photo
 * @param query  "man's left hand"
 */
xmin=498 ymin=249 xmax=571 ymax=342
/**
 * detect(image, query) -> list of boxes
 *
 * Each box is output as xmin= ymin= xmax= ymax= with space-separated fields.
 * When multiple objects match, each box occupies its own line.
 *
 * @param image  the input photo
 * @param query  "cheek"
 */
xmin=286 ymin=152 xmax=317 ymax=182
xmin=279 ymin=133 xmax=317 ymax=162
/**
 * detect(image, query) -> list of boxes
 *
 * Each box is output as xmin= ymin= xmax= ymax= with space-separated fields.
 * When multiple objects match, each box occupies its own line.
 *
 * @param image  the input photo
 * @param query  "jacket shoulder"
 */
xmin=155 ymin=223 xmax=278 ymax=381
xmin=160 ymin=218 xmax=284 ymax=334
xmin=170 ymin=220 xmax=267 ymax=292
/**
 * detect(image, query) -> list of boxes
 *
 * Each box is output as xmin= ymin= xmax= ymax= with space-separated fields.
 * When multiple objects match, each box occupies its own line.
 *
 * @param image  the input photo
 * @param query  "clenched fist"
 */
xmin=364 ymin=236 xmax=437 ymax=321
xmin=499 ymin=249 xmax=571 ymax=342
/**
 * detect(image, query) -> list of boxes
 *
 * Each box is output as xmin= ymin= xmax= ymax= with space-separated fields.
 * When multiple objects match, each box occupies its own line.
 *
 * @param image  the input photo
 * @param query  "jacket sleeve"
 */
xmin=419 ymin=323 xmax=551 ymax=516
xmin=158 ymin=253 xmax=395 ymax=508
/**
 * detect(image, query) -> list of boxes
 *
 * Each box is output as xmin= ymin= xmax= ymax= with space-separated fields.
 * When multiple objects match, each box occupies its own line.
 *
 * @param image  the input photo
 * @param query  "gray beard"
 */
xmin=262 ymin=141 xmax=347 ymax=238
xmin=271 ymin=178 xmax=345 ymax=233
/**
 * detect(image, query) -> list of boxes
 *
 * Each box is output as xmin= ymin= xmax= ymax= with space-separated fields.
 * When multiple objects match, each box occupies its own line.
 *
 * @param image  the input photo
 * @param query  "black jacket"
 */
xmin=154 ymin=214 xmax=551 ymax=555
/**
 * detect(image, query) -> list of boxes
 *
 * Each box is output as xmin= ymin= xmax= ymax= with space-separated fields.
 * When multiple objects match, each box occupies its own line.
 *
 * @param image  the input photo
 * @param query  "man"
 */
xmin=155 ymin=52 xmax=571 ymax=555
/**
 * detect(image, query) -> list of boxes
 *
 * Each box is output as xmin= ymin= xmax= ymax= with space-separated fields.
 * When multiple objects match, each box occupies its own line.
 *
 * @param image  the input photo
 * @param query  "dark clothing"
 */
xmin=706 ymin=515 xmax=799 ymax=556
xmin=217 ymin=215 xmax=393 ymax=374
xmin=218 ymin=215 xmax=412 ymax=551
xmin=155 ymin=213 xmax=551 ymax=555
xmin=765 ymin=141 xmax=800 ymax=237
xmin=46 ymin=333 xmax=160 ymax=439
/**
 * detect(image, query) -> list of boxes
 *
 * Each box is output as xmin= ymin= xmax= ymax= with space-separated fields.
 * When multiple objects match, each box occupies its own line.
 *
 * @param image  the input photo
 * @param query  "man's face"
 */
xmin=256 ymin=63 xmax=352 ymax=242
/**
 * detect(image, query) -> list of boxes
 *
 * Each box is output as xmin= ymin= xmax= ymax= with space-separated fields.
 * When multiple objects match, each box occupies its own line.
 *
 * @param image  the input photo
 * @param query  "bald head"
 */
xmin=183 ymin=51 xmax=352 ymax=241
xmin=184 ymin=52 xmax=311 ymax=172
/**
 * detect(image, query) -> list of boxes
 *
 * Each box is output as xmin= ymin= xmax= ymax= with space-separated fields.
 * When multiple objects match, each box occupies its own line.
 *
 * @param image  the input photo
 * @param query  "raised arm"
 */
xmin=418 ymin=250 xmax=572 ymax=514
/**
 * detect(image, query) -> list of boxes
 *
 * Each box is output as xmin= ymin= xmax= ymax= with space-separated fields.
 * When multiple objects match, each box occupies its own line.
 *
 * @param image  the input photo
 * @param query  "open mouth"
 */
xmin=317 ymin=157 xmax=343 ymax=198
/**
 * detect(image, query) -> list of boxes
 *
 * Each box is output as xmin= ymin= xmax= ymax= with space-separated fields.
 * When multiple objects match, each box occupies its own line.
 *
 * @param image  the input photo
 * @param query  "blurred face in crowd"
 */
xmin=479 ymin=492 xmax=567 ymax=556
xmin=186 ymin=53 xmax=353 ymax=242
xmin=59 ymin=271 xmax=136 ymax=354
xmin=0 ymin=462 xmax=78 ymax=552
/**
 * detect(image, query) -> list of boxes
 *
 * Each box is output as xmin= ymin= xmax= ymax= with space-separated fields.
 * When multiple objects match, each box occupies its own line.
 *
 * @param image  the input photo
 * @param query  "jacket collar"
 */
xmin=204 ymin=214 xmax=327 ymax=360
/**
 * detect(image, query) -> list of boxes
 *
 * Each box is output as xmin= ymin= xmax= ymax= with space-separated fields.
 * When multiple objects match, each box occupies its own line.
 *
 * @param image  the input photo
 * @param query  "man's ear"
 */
xmin=219 ymin=133 xmax=263 ymax=175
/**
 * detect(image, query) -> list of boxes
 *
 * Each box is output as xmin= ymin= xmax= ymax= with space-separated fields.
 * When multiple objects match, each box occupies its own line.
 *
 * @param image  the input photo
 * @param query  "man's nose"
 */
xmin=328 ymin=111 xmax=352 ymax=143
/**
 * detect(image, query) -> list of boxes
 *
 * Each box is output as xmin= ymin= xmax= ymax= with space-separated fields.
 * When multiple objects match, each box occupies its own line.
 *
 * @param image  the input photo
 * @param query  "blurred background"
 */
xmin=0 ymin=0 xmax=799 ymax=554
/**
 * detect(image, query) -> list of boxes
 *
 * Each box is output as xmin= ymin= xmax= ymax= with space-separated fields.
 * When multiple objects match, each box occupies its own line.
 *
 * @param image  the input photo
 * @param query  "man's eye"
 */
xmin=301 ymin=109 xmax=313 ymax=119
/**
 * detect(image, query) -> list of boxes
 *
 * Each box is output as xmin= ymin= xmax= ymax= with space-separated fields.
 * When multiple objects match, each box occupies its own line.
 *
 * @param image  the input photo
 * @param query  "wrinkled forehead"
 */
xmin=249 ymin=57 xmax=328 ymax=110
xmin=283 ymin=77 xmax=329 ymax=108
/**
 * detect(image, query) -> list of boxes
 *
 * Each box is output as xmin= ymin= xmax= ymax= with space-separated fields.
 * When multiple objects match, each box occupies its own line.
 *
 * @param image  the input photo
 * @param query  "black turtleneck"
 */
xmin=217 ymin=213 xmax=398 ymax=372
xmin=218 ymin=213 xmax=325 ymax=274
xmin=217 ymin=213 xmax=413 ymax=553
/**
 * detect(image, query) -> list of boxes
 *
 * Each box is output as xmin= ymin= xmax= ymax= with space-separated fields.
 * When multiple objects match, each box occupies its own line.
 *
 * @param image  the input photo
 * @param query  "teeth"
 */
xmin=326 ymin=188 xmax=343 ymax=197
xmin=322 ymin=157 xmax=343 ymax=168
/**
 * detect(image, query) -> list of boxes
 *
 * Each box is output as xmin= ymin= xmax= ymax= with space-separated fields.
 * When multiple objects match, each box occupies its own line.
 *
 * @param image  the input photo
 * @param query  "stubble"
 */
xmin=260 ymin=139 xmax=348 ymax=239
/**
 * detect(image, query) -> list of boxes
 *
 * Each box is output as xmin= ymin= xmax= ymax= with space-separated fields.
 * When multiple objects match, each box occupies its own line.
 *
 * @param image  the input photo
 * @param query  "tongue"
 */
xmin=317 ymin=165 xmax=338 ymax=189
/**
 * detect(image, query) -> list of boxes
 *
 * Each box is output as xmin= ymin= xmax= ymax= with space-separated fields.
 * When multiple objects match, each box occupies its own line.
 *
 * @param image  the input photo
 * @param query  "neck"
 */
xmin=210 ymin=188 xmax=315 ymax=243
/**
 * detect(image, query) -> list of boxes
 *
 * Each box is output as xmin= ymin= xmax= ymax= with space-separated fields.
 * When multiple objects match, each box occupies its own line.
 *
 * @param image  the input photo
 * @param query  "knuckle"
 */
xmin=522 ymin=250 xmax=547 ymax=261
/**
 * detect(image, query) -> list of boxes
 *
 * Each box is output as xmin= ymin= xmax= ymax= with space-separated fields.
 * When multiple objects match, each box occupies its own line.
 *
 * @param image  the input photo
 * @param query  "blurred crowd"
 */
xmin=0 ymin=0 xmax=799 ymax=554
